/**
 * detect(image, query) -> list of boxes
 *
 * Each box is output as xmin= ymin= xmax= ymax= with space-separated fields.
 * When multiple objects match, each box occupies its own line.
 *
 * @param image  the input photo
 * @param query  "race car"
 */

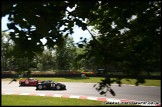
xmin=36 ymin=80 xmax=66 ymax=90
xmin=19 ymin=78 xmax=41 ymax=86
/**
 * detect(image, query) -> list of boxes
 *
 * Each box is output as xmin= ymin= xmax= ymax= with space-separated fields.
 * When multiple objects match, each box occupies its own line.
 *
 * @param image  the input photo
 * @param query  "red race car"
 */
xmin=19 ymin=78 xmax=41 ymax=86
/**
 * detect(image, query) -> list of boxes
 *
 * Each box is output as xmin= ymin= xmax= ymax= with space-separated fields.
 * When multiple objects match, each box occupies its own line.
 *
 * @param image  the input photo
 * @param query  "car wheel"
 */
xmin=38 ymin=85 xmax=43 ymax=90
xmin=56 ymin=85 xmax=61 ymax=90
xmin=20 ymin=82 xmax=25 ymax=86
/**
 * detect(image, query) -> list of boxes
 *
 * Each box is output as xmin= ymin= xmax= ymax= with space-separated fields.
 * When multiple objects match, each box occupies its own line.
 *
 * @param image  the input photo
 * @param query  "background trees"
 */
xmin=1 ymin=32 xmax=14 ymax=71
xmin=55 ymin=36 xmax=78 ymax=70
xmin=2 ymin=32 xmax=81 ymax=72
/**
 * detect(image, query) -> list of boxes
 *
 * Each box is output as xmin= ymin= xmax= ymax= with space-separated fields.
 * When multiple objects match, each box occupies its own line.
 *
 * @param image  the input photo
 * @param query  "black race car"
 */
xmin=36 ymin=80 xmax=66 ymax=90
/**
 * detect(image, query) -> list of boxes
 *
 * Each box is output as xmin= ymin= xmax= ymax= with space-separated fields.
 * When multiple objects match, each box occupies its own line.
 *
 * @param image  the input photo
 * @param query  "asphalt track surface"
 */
xmin=2 ymin=81 xmax=160 ymax=102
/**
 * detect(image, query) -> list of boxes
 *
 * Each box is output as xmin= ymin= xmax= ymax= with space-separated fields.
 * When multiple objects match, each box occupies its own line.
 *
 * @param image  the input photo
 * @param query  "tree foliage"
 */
xmin=82 ymin=1 xmax=161 ymax=96
xmin=56 ymin=36 xmax=78 ymax=70
xmin=79 ymin=1 xmax=161 ymax=74
xmin=1 ymin=32 xmax=14 ymax=71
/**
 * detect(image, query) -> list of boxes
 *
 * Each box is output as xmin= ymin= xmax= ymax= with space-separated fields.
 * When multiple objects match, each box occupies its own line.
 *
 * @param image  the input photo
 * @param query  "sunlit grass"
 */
xmin=2 ymin=95 xmax=103 ymax=106
xmin=2 ymin=95 xmax=139 ymax=106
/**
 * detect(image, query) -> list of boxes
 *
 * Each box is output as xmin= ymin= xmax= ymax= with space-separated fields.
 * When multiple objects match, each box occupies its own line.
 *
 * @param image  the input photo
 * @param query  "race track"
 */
xmin=1 ymin=81 xmax=161 ymax=103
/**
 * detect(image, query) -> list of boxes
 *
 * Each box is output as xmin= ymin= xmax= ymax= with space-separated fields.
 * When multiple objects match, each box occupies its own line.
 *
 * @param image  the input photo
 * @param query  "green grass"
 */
xmin=36 ymin=77 xmax=104 ymax=83
xmin=120 ymin=79 xmax=161 ymax=86
xmin=2 ymin=95 xmax=103 ymax=106
xmin=2 ymin=77 xmax=160 ymax=86
xmin=2 ymin=95 xmax=138 ymax=106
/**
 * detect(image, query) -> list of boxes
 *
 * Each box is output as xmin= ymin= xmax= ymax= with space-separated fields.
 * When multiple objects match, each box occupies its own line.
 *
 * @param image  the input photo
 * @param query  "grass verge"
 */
xmin=2 ymin=95 xmax=102 ymax=106
xmin=2 ymin=95 xmax=138 ymax=106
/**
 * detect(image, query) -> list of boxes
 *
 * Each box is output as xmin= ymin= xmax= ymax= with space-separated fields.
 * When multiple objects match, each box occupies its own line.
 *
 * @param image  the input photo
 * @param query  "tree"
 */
xmin=2 ymin=1 xmax=74 ymax=58
xmin=36 ymin=48 xmax=56 ymax=71
xmin=1 ymin=32 xmax=14 ymax=71
xmin=56 ymin=36 xmax=77 ymax=70
xmin=74 ymin=1 xmax=161 ymax=74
